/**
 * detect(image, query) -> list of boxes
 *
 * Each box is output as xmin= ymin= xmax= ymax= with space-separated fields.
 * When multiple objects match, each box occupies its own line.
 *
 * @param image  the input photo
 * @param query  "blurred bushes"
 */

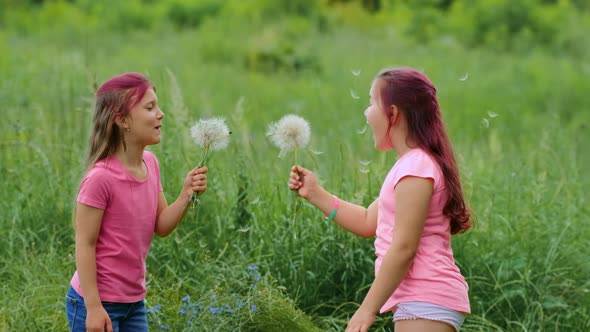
xmin=1 ymin=0 xmax=588 ymax=60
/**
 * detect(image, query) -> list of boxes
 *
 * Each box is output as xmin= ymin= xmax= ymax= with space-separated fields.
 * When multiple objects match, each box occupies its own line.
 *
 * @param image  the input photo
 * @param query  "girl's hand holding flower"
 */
xmin=182 ymin=166 xmax=208 ymax=201
xmin=288 ymin=165 xmax=318 ymax=200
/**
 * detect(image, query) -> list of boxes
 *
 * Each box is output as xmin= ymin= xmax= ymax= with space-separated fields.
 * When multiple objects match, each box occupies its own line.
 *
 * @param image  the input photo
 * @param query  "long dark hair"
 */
xmin=376 ymin=67 xmax=472 ymax=234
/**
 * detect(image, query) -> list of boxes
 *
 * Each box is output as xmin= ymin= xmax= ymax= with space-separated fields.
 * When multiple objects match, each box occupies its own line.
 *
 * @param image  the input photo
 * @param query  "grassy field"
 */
xmin=1 ymin=19 xmax=589 ymax=331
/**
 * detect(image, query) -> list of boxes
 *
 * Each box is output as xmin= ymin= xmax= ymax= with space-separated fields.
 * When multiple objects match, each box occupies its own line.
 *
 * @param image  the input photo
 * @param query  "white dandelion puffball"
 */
xmin=190 ymin=117 xmax=231 ymax=151
xmin=266 ymin=114 xmax=311 ymax=157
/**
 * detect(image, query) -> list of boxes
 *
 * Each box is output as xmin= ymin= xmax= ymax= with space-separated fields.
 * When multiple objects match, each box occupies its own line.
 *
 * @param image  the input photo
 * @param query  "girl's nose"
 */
xmin=157 ymin=108 xmax=165 ymax=119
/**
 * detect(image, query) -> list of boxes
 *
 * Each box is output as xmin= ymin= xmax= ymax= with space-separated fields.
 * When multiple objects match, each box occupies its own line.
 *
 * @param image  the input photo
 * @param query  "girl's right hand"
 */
xmin=288 ymin=165 xmax=318 ymax=200
xmin=86 ymin=305 xmax=113 ymax=332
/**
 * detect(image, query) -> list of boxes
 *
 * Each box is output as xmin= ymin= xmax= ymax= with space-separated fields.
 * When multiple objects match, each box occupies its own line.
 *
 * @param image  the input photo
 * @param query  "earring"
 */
xmin=125 ymin=128 xmax=130 ymax=132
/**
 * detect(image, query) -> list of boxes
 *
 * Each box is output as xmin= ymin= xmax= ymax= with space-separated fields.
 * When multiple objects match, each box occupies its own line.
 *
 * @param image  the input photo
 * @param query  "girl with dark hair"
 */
xmin=288 ymin=67 xmax=472 ymax=332
xmin=65 ymin=73 xmax=208 ymax=332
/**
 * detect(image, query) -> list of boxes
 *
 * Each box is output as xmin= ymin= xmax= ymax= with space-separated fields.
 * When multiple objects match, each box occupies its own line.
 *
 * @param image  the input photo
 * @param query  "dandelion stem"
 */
xmin=291 ymin=146 xmax=300 ymax=239
xmin=190 ymin=144 xmax=210 ymax=219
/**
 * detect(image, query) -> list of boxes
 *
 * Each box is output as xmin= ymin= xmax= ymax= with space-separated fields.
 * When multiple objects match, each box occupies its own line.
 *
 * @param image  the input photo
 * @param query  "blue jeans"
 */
xmin=65 ymin=285 xmax=148 ymax=332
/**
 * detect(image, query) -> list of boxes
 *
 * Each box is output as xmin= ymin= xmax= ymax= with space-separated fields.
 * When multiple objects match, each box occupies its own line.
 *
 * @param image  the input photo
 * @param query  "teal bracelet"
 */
xmin=324 ymin=195 xmax=340 ymax=221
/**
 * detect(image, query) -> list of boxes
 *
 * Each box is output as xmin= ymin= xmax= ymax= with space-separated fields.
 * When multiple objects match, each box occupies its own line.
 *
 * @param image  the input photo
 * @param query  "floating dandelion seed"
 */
xmin=359 ymin=160 xmax=372 ymax=166
xmin=351 ymin=69 xmax=362 ymax=76
xmin=359 ymin=167 xmax=370 ymax=174
xmin=487 ymin=111 xmax=498 ymax=118
xmin=309 ymin=148 xmax=324 ymax=155
xmin=357 ymin=125 xmax=368 ymax=134
xmin=350 ymin=89 xmax=360 ymax=100
xmin=237 ymin=226 xmax=250 ymax=233
xmin=458 ymin=72 xmax=469 ymax=81
xmin=266 ymin=114 xmax=311 ymax=158
xmin=481 ymin=118 xmax=490 ymax=128
xmin=199 ymin=240 xmax=208 ymax=248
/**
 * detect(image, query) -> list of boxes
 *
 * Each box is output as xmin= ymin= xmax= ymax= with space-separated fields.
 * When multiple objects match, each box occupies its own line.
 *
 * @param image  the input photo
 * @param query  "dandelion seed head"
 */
xmin=190 ymin=117 xmax=231 ymax=151
xmin=266 ymin=114 xmax=311 ymax=157
xmin=487 ymin=111 xmax=498 ymax=118
xmin=351 ymin=69 xmax=362 ymax=76
xmin=350 ymin=89 xmax=360 ymax=99
xmin=458 ymin=72 xmax=469 ymax=81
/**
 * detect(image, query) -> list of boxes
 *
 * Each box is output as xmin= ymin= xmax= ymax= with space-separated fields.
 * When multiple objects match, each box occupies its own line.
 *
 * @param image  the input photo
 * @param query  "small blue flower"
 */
xmin=179 ymin=308 xmax=186 ymax=315
xmin=159 ymin=324 xmax=169 ymax=330
xmin=182 ymin=295 xmax=191 ymax=302
xmin=251 ymin=304 xmax=257 ymax=312
xmin=247 ymin=265 xmax=258 ymax=270
xmin=211 ymin=294 xmax=217 ymax=300
xmin=153 ymin=304 xmax=162 ymax=311
xmin=189 ymin=303 xmax=202 ymax=309
xmin=209 ymin=306 xmax=223 ymax=315
xmin=231 ymin=292 xmax=238 ymax=297
xmin=236 ymin=299 xmax=245 ymax=308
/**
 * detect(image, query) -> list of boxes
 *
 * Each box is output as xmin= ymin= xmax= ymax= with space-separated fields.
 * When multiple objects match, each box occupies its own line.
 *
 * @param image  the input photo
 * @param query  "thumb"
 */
xmin=293 ymin=165 xmax=310 ymax=175
xmin=106 ymin=318 xmax=113 ymax=332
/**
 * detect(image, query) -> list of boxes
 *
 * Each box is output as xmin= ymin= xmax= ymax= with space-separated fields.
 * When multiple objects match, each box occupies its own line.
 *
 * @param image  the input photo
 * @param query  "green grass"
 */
xmin=1 ymin=20 xmax=589 ymax=331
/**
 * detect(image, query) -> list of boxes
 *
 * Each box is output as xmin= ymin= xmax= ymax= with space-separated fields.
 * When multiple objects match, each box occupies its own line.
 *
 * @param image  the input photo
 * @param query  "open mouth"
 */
xmin=155 ymin=125 xmax=162 ymax=130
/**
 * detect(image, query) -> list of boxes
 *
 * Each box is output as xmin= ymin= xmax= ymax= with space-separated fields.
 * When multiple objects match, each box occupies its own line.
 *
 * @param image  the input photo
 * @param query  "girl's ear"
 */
xmin=114 ymin=114 xmax=129 ymax=131
xmin=390 ymin=104 xmax=400 ymax=126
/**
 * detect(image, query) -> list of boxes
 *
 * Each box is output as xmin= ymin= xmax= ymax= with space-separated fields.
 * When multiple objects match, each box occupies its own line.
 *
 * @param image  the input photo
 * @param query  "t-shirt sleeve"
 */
xmin=392 ymin=151 xmax=439 ymax=190
xmin=77 ymin=168 xmax=110 ymax=209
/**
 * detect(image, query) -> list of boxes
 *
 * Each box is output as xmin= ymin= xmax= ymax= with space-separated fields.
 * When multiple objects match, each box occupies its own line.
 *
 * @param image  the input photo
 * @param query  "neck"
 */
xmin=390 ymin=129 xmax=416 ymax=157
xmin=114 ymin=143 xmax=145 ymax=167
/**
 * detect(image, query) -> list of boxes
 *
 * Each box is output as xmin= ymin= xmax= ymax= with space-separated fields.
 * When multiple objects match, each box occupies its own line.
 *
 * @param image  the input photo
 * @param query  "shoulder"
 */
xmin=143 ymin=149 xmax=160 ymax=165
xmin=83 ymin=160 xmax=113 ymax=183
xmin=391 ymin=149 xmax=442 ymax=188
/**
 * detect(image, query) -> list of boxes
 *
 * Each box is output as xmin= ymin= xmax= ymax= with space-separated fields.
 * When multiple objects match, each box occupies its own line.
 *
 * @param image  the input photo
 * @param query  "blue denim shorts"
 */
xmin=393 ymin=301 xmax=466 ymax=331
xmin=65 ymin=285 xmax=148 ymax=332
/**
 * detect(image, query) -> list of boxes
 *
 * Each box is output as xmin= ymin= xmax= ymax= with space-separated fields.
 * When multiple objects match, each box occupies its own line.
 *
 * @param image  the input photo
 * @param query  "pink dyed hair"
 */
xmin=375 ymin=67 xmax=472 ymax=234
xmin=96 ymin=72 xmax=154 ymax=118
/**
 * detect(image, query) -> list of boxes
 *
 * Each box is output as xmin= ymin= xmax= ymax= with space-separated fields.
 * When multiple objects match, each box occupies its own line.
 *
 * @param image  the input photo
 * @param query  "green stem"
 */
xmin=190 ymin=144 xmax=210 ymax=216
xmin=291 ymin=146 xmax=300 ymax=239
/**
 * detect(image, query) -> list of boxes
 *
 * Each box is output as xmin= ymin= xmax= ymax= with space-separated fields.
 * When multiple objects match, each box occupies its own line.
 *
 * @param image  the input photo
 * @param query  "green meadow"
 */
xmin=1 ymin=1 xmax=589 ymax=331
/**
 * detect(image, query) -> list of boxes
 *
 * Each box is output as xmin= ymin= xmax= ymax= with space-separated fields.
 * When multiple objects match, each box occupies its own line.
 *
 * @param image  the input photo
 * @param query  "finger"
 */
xmin=295 ymin=165 xmax=310 ymax=176
xmin=192 ymin=174 xmax=206 ymax=181
xmin=196 ymin=166 xmax=208 ymax=174
xmin=290 ymin=171 xmax=300 ymax=180
xmin=193 ymin=181 xmax=206 ymax=188
xmin=106 ymin=317 xmax=113 ymax=332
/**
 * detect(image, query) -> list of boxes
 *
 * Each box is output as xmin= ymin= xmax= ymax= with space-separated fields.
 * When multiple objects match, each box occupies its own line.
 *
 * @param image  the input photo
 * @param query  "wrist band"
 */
xmin=324 ymin=195 xmax=339 ymax=221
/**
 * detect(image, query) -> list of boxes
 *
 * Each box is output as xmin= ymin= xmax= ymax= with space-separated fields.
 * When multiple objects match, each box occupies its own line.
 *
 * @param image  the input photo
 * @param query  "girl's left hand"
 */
xmin=345 ymin=306 xmax=376 ymax=332
xmin=183 ymin=166 xmax=208 ymax=198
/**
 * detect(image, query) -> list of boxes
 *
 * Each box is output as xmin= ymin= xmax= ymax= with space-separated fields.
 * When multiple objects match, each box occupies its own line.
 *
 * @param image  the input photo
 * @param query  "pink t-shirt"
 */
xmin=70 ymin=150 xmax=162 ymax=303
xmin=375 ymin=148 xmax=470 ymax=314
